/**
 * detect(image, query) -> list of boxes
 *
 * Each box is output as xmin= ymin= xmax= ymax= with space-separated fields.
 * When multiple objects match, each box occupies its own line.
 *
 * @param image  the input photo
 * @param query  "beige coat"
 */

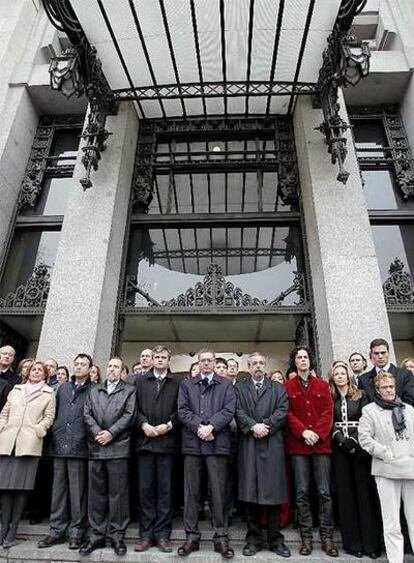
xmin=359 ymin=401 xmax=414 ymax=480
xmin=0 ymin=384 xmax=56 ymax=457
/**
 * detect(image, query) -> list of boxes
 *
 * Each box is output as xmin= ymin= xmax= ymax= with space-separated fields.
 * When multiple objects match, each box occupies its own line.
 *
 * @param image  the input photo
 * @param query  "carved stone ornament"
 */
xmin=383 ymin=258 xmax=414 ymax=307
xmin=0 ymin=264 xmax=50 ymax=310
xmin=124 ymin=263 xmax=306 ymax=310
xmin=49 ymin=47 xmax=83 ymax=99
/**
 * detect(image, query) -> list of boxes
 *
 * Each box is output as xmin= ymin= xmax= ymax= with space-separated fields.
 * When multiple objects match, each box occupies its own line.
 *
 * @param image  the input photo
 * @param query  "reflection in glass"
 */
xmin=126 ymin=226 xmax=304 ymax=307
xmin=362 ymin=170 xmax=414 ymax=211
xmin=0 ymin=231 xmax=60 ymax=297
xmin=371 ymin=224 xmax=414 ymax=282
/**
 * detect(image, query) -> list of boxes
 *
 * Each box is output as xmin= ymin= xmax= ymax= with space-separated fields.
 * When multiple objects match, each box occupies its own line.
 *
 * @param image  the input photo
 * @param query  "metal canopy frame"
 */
xmin=43 ymin=0 xmax=369 ymax=187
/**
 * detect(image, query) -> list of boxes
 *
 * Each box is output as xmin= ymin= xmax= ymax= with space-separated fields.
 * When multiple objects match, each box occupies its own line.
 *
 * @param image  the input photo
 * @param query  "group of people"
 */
xmin=0 ymin=341 xmax=414 ymax=562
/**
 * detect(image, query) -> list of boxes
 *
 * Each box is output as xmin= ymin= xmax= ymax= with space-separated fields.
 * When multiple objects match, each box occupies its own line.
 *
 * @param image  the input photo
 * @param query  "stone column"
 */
xmin=294 ymin=94 xmax=393 ymax=376
xmin=0 ymin=1 xmax=40 ymax=265
xmin=37 ymin=102 xmax=139 ymax=367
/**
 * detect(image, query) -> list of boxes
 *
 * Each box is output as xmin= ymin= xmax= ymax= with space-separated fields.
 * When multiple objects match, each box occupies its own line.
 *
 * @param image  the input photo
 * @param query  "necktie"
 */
xmin=202 ymin=377 xmax=209 ymax=388
xmin=255 ymin=382 xmax=262 ymax=396
xmin=156 ymin=376 xmax=162 ymax=393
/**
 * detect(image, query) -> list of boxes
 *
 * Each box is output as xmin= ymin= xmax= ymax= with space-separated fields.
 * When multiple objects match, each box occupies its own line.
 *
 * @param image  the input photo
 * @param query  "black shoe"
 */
xmin=157 ymin=538 xmax=172 ymax=552
xmin=38 ymin=535 xmax=65 ymax=549
xmin=243 ymin=543 xmax=261 ymax=556
xmin=68 ymin=538 xmax=82 ymax=550
xmin=177 ymin=540 xmax=200 ymax=556
xmin=367 ymin=552 xmax=380 ymax=560
xmin=270 ymin=541 xmax=291 ymax=558
xmin=79 ymin=539 xmax=106 ymax=555
xmin=113 ymin=539 xmax=126 ymax=556
xmin=299 ymin=539 xmax=313 ymax=556
xmin=214 ymin=541 xmax=234 ymax=559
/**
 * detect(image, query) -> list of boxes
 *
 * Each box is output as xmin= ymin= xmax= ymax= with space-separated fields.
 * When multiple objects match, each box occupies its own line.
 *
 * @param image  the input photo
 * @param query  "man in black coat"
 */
xmin=358 ymin=338 xmax=414 ymax=405
xmin=38 ymin=353 xmax=93 ymax=550
xmin=134 ymin=345 xmax=179 ymax=554
xmin=80 ymin=357 xmax=136 ymax=557
xmin=0 ymin=345 xmax=19 ymax=387
xmin=177 ymin=348 xmax=236 ymax=559
xmin=236 ymin=352 xmax=290 ymax=558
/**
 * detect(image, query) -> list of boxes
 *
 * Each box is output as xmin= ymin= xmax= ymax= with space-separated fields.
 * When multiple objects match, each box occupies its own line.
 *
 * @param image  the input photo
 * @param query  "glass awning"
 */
xmin=68 ymin=0 xmax=342 ymax=118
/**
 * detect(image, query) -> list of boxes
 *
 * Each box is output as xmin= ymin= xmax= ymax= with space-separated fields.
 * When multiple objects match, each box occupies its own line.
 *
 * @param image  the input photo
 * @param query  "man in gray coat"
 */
xmin=236 ymin=352 xmax=290 ymax=558
xmin=80 ymin=357 xmax=136 ymax=557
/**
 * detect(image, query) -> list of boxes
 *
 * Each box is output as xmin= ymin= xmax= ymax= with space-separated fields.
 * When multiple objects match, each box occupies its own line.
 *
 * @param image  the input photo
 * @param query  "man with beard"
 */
xmin=236 ymin=352 xmax=290 ymax=558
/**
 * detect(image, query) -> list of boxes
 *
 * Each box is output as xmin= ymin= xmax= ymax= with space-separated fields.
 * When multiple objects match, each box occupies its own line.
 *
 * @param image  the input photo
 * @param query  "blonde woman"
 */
xmin=0 ymin=361 xmax=56 ymax=548
xmin=329 ymin=361 xmax=381 ymax=558
xmin=359 ymin=372 xmax=414 ymax=563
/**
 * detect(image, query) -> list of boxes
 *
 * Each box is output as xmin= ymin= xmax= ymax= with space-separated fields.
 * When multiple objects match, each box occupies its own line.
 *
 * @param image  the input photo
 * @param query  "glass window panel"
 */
xmin=227 ymin=140 xmax=244 ymax=160
xmin=190 ymin=142 xmax=205 ymax=161
xmin=174 ymin=142 xmax=188 ymax=162
xmin=0 ymin=230 xmax=60 ymax=297
xmin=227 ymin=173 xmax=242 ymax=212
xmin=50 ymin=128 xmax=81 ymax=165
xmin=175 ymin=175 xmax=192 ymax=213
xmin=243 ymin=172 xmax=258 ymax=211
xmin=353 ymin=119 xmax=387 ymax=157
xmin=362 ymin=169 xmax=414 ymax=210
xmin=126 ymin=226 xmax=304 ymax=307
xmin=262 ymin=172 xmax=277 ymax=211
xmin=21 ymin=177 xmax=73 ymax=216
xmin=192 ymin=174 xmax=209 ymax=213
xmin=210 ymin=174 xmax=225 ymax=213
xmin=371 ymin=224 xmax=414 ymax=283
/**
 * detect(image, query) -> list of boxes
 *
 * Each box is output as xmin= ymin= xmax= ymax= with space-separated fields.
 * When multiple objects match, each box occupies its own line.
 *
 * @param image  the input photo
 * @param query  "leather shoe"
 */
xmin=68 ymin=538 xmax=82 ymax=550
xmin=79 ymin=539 xmax=106 ymax=555
xmin=299 ymin=538 xmax=313 ymax=555
xmin=113 ymin=539 xmax=126 ymax=556
xmin=214 ymin=541 xmax=234 ymax=559
xmin=134 ymin=538 xmax=153 ymax=552
xmin=270 ymin=541 xmax=291 ymax=558
xmin=243 ymin=543 xmax=261 ymax=556
xmin=177 ymin=540 xmax=199 ymax=556
xmin=322 ymin=539 xmax=339 ymax=557
xmin=157 ymin=538 xmax=172 ymax=552
xmin=38 ymin=535 xmax=65 ymax=549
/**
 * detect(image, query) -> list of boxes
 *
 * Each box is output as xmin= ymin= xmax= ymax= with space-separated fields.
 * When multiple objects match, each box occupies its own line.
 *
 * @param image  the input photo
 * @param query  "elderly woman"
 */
xmin=359 ymin=372 xmax=414 ymax=563
xmin=0 ymin=360 xmax=56 ymax=548
xmin=329 ymin=361 xmax=381 ymax=558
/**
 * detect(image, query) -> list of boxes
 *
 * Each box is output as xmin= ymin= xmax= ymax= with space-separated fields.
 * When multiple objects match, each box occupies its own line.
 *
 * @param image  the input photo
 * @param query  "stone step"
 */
xmin=0 ymin=539 xmax=409 ymax=563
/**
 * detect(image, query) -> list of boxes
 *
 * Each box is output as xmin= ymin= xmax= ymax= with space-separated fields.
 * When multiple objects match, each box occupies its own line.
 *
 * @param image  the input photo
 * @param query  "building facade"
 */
xmin=0 ymin=0 xmax=413 ymax=376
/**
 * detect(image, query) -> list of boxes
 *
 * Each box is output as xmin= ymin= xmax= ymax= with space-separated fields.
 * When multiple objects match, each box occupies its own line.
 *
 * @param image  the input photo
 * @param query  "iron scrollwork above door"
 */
xmin=123 ymin=263 xmax=308 ymax=313
xmin=383 ymin=258 xmax=414 ymax=311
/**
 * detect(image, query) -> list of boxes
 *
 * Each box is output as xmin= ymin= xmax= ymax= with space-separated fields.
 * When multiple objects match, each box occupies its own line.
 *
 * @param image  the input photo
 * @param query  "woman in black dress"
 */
xmin=0 ymin=360 xmax=55 ymax=548
xmin=329 ymin=360 xmax=381 ymax=559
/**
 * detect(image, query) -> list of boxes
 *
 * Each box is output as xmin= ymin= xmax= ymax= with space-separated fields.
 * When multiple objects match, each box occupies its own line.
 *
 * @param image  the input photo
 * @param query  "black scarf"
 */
xmin=374 ymin=395 xmax=406 ymax=435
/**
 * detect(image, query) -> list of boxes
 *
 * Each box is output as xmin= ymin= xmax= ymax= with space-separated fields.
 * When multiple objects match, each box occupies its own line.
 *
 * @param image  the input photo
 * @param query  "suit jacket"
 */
xmin=236 ymin=377 xmax=288 ymax=505
xmin=178 ymin=373 xmax=236 ymax=456
xmin=358 ymin=364 xmax=414 ymax=406
xmin=284 ymin=375 xmax=333 ymax=455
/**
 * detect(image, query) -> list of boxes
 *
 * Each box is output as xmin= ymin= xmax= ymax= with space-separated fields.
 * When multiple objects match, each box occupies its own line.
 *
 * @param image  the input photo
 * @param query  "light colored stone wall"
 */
xmin=37 ymin=102 xmax=139 ymax=367
xmin=294 ymin=94 xmax=394 ymax=377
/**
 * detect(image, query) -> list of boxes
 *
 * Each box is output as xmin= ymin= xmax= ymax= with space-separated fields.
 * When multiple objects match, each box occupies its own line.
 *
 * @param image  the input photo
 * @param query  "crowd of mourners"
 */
xmin=0 ymin=340 xmax=413 ymax=562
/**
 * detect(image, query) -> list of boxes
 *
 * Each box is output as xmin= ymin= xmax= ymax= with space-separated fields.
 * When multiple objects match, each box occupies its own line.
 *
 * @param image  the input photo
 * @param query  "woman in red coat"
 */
xmin=284 ymin=346 xmax=338 ymax=557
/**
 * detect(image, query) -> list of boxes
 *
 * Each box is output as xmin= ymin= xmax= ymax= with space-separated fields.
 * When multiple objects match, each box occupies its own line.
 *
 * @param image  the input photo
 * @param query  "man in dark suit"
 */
xmin=177 ymin=348 xmax=236 ymax=559
xmin=236 ymin=352 xmax=290 ymax=558
xmin=134 ymin=346 xmax=179 ymax=554
xmin=358 ymin=338 xmax=414 ymax=405
xmin=0 ymin=345 xmax=20 ymax=387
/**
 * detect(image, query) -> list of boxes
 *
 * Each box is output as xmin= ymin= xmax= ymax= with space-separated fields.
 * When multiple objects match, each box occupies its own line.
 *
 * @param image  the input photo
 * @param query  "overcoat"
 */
xmin=358 ymin=364 xmax=414 ymax=406
xmin=284 ymin=375 xmax=333 ymax=455
xmin=178 ymin=373 xmax=235 ymax=456
xmin=0 ymin=384 xmax=55 ymax=456
xmin=236 ymin=377 xmax=288 ymax=505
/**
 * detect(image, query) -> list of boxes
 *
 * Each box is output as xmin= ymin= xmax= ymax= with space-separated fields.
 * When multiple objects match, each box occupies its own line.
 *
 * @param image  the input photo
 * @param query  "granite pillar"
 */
xmin=294 ymin=94 xmax=393 ymax=376
xmin=37 ymin=102 xmax=139 ymax=367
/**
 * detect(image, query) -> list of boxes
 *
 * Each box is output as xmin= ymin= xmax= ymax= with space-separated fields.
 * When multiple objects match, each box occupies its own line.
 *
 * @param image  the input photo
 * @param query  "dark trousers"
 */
xmin=49 ymin=458 xmax=87 ymax=541
xmin=88 ymin=459 xmax=129 ymax=542
xmin=184 ymin=455 xmax=228 ymax=543
xmin=291 ymin=454 xmax=334 ymax=541
xmin=333 ymin=447 xmax=382 ymax=554
xmin=137 ymin=452 xmax=173 ymax=540
xmin=245 ymin=503 xmax=284 ymax=547
xmin=0 ymin=491 xmax=28 ymax=543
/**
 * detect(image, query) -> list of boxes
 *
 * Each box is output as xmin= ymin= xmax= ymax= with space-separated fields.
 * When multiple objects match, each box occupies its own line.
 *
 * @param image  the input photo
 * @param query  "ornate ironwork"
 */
xmin=18 ymin=116 xmax=84 ymax=210
xmin=43 ymin=0 xmax=115 ymax=190
xmin=315 ymin=0 xmax=370 ymax=184
xmin=123 ymin=263 xmax=306 ymax=310
xmin=383 ymin=258 xmax=414 ymax=309
xmin=349 ymin=105 xmax=414 ymax=199
xmin=0 ymin=264 xmax=50 ymax=311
